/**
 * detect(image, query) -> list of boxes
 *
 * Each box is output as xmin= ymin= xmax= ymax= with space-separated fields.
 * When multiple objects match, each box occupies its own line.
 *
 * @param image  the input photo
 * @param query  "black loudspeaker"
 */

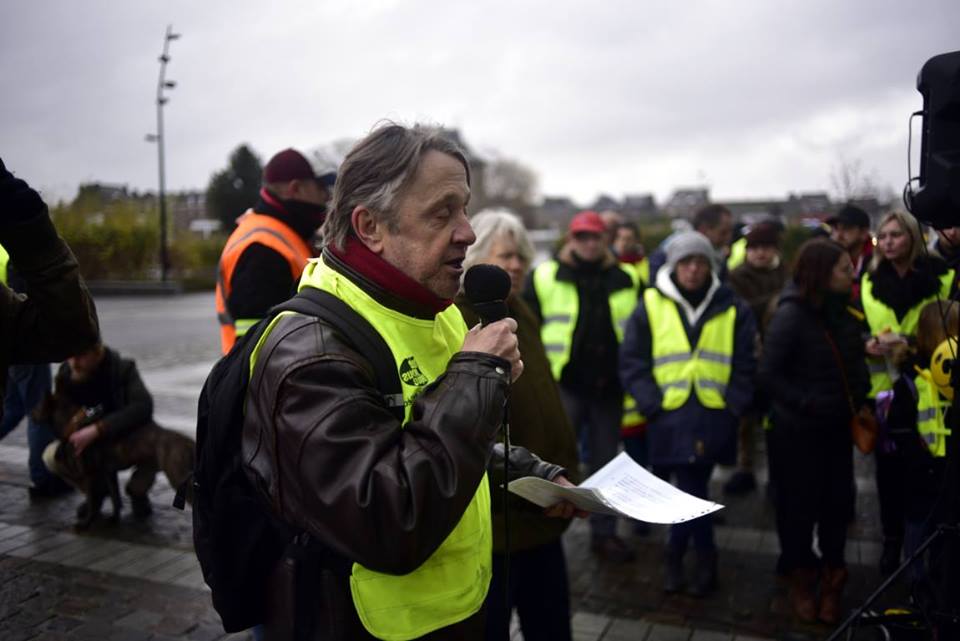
xmin=909 ymin=50 xmax=960 ymax=229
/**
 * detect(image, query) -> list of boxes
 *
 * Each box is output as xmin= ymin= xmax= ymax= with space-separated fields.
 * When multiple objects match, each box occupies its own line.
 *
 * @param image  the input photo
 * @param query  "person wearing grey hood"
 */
xmin=619 ymin=231 xmax=756 ymax=596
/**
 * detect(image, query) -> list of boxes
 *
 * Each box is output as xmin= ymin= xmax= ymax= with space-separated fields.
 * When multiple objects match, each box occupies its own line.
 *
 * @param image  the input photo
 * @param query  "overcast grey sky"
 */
xmin=1 ymin=1 xmax=957 ymax=206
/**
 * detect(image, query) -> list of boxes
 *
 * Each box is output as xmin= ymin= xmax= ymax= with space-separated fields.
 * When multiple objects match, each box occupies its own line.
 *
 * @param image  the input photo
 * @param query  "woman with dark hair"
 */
xmin=760 ymin=239 xmax=868 ymax=624
xmin=861 ymin=211 xmax=954 ymax=576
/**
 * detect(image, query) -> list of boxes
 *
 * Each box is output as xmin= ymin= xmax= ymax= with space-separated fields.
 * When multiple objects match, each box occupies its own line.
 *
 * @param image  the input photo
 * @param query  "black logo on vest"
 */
xmin=399 ymin=356 xmax=429 ymax=387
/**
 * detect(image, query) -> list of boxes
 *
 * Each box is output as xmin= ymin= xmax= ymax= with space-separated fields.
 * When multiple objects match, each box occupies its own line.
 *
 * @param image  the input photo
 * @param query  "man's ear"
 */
xmin=351 ymin=206 xmax=384 ymax=254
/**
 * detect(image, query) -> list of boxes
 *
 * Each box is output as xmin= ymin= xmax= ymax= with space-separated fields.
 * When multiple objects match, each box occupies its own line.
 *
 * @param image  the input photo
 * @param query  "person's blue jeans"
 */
xmin=653 ymin=463 xmax=716 ymax=553
xmin=0 ymin=364 xmax=55 ymax=486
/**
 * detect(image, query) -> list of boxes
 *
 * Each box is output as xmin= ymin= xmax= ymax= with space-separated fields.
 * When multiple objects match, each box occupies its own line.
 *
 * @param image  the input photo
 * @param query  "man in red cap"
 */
xmin=523 ymin=210 xmax=641 ymax=562
xmin=215 ymin=148 xmax=335 ymax=353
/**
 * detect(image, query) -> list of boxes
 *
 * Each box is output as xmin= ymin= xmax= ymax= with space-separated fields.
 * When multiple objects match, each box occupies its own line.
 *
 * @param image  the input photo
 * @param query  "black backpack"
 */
xmin=183 ymin=287 xmax=404 ymax=633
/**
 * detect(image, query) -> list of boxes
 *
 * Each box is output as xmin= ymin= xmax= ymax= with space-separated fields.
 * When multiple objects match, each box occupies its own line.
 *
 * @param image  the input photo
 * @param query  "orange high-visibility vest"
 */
xmin=215 ymin=211 xmax=312 ymax=353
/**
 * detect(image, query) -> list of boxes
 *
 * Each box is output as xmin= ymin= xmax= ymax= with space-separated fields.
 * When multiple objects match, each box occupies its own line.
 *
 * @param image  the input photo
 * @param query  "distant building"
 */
xmin=720 ymin=199 xmax=785 ymax=224
xmin=590 ymin=194 xmax=620 ymax=213
xmin=539 ymin=196 xmax=580 ymax=229
xmin=622 ymin=193 xmax=658 ymax=220
xmin=783 ymin=192 xmax=833 ymax=223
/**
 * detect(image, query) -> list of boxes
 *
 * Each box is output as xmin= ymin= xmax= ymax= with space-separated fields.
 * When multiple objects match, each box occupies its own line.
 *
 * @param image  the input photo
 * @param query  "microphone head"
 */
xmin=463 ymin=264 xmax=511 ymax=325
xmin=464 ymin=264 xmax=511 ymax=305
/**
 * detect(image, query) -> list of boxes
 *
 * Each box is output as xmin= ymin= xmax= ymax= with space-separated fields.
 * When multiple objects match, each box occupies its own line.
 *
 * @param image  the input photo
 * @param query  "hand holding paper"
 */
xmin=508 ymin=452 xmax=723 ymax=524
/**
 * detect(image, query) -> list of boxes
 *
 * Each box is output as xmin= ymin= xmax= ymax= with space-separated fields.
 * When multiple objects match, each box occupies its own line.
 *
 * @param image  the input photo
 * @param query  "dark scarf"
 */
xmin=671 ymin=273 xmax=712 ymax=308
xmin=256 ymin=188 xmax=326 ymax=241
xmin=871 ymin=255 xmax=949 ymax=322
xmin=327 ymin=236 xmax=452 ymax=315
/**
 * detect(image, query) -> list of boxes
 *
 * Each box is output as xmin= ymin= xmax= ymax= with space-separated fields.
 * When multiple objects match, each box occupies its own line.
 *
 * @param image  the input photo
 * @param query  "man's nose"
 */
xmin=455 ymin=214 xmax=476 ymax=245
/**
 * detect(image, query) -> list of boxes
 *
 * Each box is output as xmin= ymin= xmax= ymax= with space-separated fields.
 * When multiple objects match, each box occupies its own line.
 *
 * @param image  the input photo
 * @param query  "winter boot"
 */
xmin=688 ymin=548 xmax=718 ymax=597
xmin=818 ymin=566 xmax=848 ymax=625
xmin=663 ymin=545 xmax=685 ymax=594
xmin=788 ymin=567 xmax=819 ymax=623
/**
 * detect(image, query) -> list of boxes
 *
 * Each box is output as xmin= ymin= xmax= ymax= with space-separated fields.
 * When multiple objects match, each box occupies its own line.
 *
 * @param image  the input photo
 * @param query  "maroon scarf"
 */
xmin=328 ymin=236 xmax=452 ymax=315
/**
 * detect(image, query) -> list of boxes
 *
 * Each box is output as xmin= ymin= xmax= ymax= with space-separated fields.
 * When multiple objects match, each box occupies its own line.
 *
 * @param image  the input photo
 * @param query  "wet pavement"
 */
xmin=0 ymin=294 xmax=914 ymax=640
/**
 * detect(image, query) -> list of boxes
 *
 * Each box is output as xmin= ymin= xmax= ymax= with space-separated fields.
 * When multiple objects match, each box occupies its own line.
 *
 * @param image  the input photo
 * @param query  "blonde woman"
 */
xmin=860 ymin=210 xmax=954 ymax=576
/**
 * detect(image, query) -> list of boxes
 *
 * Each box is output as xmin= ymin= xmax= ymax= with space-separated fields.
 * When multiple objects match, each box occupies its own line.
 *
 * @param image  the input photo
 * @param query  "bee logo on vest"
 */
xmin=399 ymin=356 xmax=428 ymax=387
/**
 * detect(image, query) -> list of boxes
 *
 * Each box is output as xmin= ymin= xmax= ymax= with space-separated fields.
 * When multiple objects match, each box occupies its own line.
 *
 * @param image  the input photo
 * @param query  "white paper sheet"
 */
xmin=508 ymin=451 xmax=723 ymax=524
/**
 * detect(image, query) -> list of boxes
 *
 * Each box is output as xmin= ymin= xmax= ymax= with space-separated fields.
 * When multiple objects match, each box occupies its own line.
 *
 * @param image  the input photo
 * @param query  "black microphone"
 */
xmin=463 ymin=264 xmax=511 ymax=326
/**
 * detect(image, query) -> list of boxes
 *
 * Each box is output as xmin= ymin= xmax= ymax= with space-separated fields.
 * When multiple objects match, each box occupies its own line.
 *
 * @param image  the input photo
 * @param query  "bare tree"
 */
xmin=473 ymin=156 xmax=540 ymax=227
xmin=829 ymin=154 xmax=895 ymax=203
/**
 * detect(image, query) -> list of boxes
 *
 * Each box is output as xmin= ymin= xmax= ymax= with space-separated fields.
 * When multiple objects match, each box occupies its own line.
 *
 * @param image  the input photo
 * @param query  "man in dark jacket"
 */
xmin=828 ymin=204 xmax=872 ymax=301
xmin=724 ymin=222 xmax=788 ymax=494
xmin=43 ymin=342 xmax=156 ymax=516
xmin=241 ymin=124 xmax=571 ymax=641
xmin=0 ymin=157 xmax=100 ymax=414
xmin=524 ymin=210 xmax=640 ymax=562
xmin=620 ymin=231 xmax=756 ymax=596
xmin=216 ymin=148 xmax=335 ymax=353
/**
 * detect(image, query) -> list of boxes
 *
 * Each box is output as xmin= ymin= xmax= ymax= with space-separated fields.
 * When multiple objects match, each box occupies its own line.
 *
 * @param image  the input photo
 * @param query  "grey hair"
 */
xmin=463 ymin=209 xmax=535 ymax=272
xmin=321 ymin=122 xmax=470 ymax=250
xmin=870 ymin=210 xmax=922 ymax=273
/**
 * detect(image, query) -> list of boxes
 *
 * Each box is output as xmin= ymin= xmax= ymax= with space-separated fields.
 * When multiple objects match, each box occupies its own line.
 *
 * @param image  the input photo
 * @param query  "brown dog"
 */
xmin=32 ymin=390 xmax=195 ymax=528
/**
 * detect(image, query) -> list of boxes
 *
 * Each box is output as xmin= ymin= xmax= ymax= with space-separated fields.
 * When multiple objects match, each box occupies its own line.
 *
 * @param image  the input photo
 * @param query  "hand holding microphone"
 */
xmin=461 ymin=264 xmax=523 ymax=382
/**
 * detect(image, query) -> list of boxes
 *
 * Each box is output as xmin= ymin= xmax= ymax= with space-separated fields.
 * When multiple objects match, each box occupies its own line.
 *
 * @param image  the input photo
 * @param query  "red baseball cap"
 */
xmin=569 ymin=210 xmax=606 ymax=234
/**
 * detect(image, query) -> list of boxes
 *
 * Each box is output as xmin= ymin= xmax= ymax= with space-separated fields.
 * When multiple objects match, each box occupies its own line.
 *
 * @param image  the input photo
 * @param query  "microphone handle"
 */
xmin=474 ymin=300 xmax=508 ymax=326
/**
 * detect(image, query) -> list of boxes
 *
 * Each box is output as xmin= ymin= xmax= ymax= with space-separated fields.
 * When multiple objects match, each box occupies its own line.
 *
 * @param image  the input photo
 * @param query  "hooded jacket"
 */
xmin=619 ymin=268 xmax=756 ymax=466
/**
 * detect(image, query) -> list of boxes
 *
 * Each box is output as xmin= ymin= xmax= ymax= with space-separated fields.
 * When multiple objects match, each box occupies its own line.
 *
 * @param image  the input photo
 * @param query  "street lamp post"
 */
xmin=146 ymin=25 xmax=180 ymax=282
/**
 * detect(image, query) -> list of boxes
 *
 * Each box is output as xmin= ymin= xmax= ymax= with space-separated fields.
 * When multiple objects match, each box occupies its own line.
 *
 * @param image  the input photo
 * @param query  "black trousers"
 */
xmin=875 ymin=448 xmax=908 ymax=545
xmin=483 ymin=538 xmax=572 ymax=641
xmin=770 ymin=422 xmax=854 ymax=571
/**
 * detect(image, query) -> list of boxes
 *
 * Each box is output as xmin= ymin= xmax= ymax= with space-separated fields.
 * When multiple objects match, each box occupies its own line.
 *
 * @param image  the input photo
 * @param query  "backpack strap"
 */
xmin=271 ymin=287 xmax=405 ymax=421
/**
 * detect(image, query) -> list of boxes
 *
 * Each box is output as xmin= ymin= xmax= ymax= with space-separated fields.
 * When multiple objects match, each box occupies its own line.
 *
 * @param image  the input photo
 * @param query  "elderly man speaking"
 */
xmin=241 ymin=123 xmax=578 ymax=641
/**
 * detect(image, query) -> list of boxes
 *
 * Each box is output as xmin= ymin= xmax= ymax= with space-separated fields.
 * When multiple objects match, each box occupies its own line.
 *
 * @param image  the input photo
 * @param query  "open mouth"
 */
xmin=446 ymin=257 xmax=465 ymax=271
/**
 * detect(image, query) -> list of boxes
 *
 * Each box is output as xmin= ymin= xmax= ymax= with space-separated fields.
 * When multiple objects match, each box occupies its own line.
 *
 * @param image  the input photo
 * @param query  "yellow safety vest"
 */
xmin=644 ymin=287 xmax=737 ymax=410
xmin=727 ymin=237 xmax=747 ymax=271
xmin=0 ymin=243 xmax=8 ymax=286
xmin=251 ymin=257 xmax=492 ymax=641
xmin=636 ymin=257 xmax=650 ymax=287
xmin=532 ymin=260 xmax=639 ymax=381
xmin=915 ymin=371 xmax=951 ymax=458
xmin=861 ymin=270 xmax=954 ymax=398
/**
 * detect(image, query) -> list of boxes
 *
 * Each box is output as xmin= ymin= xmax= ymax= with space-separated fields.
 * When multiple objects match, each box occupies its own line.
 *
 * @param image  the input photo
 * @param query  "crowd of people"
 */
xmin=1 ymin=123 xmax=957 ymax=640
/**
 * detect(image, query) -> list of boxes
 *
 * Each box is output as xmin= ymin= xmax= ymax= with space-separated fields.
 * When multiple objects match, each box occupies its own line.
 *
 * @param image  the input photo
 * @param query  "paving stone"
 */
xmin=146 ymin=552 xmax=198 ymax=583
xmin=647 ymin=623 xmax=692 ymax=641
xmin=114 ymin=608 xmax=165 ymax=629
xmin=603 ymin=617 xmax=651 ymax=640
xmin=151 ymin=614 xmax=197 ymax=636
xmin=690 ymin=630 xmax=733 ymax=641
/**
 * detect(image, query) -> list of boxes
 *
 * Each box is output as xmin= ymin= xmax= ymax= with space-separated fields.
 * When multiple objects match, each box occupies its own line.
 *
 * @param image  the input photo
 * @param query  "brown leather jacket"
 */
xmin=241 ymin=253 xmax=562 ymax=640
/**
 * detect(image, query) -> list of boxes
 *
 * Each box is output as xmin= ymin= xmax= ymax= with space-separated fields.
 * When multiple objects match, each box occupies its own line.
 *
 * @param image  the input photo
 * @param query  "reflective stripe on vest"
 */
xmin=532 ymin=260 xmax=639 ymax=381
xmin=0 ymin=243 xmax=8 ymax=286
xmin=252 ymin=257 xmax=491 ymax=640
xmin=644 ymin=287 xmax=736 ymax=410
xmin=215 ymin=211 xmax=312 ymax=354
xmin=915 ymin=372 xmax=951 ymax=458
xmin=861 ymin=269 xmax=954 ymax=397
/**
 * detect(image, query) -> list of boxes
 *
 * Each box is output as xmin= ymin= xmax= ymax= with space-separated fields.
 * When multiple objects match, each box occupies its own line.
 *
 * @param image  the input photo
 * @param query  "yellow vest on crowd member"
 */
xmin=615 ymin=262 xmax=648 ymax=432
xmin=727 ymin=237 xmax=747 ymax=272
xmin=644 ymin=287 xmax=737 ymax=410
xmin=636 ymin=257 xmax=650 ymax=288
xmin=532 ymin=259 xmax=639 ymax=381
xmin=250 ymin=257 xmax=491 ymax=641
xmin=861 ymin=269 xmax=954 ymax=398
xmin=0 ymin=243 xmax=9 ymax=286
xmin=915 ymin=370 xmax=951 ymax=458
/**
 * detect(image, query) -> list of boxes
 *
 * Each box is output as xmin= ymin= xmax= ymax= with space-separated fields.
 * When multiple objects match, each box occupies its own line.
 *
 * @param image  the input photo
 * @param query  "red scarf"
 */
xmin=328 ymin=237 xmax=452 ymax=315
